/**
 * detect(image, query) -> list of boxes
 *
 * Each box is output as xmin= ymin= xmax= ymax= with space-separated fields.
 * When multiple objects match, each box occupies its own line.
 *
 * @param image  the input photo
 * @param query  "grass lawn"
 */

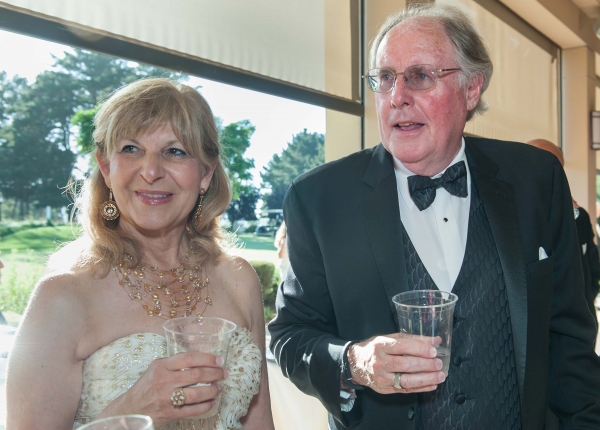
xmin=0 ymin=225 xmax=80 ymax=251
xmin=0 ymin=225 xmax=79 ymax=317
xmin=0 ymin=250 xmax=50 ymax=318
xmin=0 ymin=226 xmax=279 ymax=319
xmin=235 ymin=233 xmax=277 ymax=251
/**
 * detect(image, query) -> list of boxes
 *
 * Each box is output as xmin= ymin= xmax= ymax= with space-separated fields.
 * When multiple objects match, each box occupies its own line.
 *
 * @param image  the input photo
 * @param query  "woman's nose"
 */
xmin=140 ymin=153 xmax=165 ymax=182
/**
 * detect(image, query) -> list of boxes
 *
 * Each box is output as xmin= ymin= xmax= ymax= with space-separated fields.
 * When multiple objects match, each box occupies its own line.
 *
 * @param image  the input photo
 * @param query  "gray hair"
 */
xmin=369 ymin=3 xmax=493 ymax=120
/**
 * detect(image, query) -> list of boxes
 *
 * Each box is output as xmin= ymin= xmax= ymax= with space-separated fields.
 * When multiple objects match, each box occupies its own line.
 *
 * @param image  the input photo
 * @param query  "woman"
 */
xmin=6 ymin=79 xmax=274 ymax=430
xmin=273 ymin=222 xmax=289 ymax=281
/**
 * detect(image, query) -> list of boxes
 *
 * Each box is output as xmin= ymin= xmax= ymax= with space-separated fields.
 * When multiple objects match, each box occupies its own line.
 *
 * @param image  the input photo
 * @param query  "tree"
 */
xmin=225 ymin=188 xmax=259 ymax=228
xmin=0 ymin=48 xmax=186 ymax=218
xmin=219 ymin=120 xmax=260 ymax=224
xmin=54 ymin=49 xmax=184 ymax=107
xmin=261 ymin=129 xmax=324 ymax=209
xmin=220 ymin=120 xmax=256 ymax=200
xmin=71 ymin=105 xmax=100 ymax=155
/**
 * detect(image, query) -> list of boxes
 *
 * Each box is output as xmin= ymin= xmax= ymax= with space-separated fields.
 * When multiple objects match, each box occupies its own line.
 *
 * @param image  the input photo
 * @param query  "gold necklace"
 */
xmin=114 ymin=254 xmax=212 ymax=319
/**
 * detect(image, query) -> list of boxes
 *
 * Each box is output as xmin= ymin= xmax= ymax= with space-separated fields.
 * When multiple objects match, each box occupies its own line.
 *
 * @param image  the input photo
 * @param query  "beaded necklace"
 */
xmin=114 ymin=254 xmax=212 ymax=319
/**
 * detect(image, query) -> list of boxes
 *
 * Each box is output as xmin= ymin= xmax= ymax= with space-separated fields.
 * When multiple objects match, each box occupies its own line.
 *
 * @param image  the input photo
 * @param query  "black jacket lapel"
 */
xmin=360 ymin=144 xmax=407 ymax=330
xmin=466 ymin=138 xmax=528 ymax=403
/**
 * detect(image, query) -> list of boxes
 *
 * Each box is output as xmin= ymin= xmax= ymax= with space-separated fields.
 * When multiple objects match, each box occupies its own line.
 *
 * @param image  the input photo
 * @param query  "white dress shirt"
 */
xmin=393 ymin=138 xmax=471 ymax=292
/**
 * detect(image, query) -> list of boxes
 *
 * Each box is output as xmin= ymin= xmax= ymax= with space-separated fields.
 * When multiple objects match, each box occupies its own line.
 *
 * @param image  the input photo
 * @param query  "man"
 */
xmin=269 ymin=4 xmax=600 ymax=430
xmin=527 ymin=138 xmax=600 ymax=333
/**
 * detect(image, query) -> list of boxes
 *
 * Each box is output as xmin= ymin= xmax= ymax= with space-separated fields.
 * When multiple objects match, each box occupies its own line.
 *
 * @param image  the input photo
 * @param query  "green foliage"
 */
xmin=0 ymin=250 xmax=48 ymax=314
xmin=219 ymin=120 xmax=259 ymax=223
xmin=226 ymin=188 xmax=259 ymax=226
xmin=249 ymin=261 xmax=280 ymax=322
xmin=0 ymin=49 xmax=186 ymax=217
xmin=220 ymin=120 xmax=256 ymax=200
xmin=71 ymin=106 xmax=100 ymax=155
xmin=0 ymin=72 xmax=75 ymax=211
xmin=261 ymin=129 xmax=324 ymax=209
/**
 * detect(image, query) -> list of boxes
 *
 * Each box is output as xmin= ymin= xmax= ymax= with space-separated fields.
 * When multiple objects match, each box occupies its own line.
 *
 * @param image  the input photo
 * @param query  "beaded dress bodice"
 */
xmin=73 ymin=327 xmax=261 ymax=430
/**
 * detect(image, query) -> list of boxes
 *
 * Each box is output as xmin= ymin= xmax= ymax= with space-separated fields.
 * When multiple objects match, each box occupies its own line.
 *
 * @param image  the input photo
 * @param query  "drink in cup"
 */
xmin=163 ymin=316 xmax=237 ymax=419
xmin=392 ymin=290 xmax=458 ymax=375
xmin=77 ymin=415 xmax=154 ymax=430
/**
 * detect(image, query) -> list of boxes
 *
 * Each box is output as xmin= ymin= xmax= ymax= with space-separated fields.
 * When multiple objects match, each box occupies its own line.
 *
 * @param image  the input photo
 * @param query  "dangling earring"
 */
xmin=101 ymin=187 xmax=120 ymax=221
xmin=193 ymin=189 xmax=206 ymax=227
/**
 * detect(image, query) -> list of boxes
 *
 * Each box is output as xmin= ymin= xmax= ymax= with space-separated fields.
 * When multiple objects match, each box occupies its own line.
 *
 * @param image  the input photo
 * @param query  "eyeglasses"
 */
xmin=363 ymin=64 xmax=462 ymax=93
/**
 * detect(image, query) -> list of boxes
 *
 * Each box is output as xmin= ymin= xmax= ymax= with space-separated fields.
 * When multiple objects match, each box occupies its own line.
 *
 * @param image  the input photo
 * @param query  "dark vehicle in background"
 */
xmin=253 ymin=209 xmax=283 ymax=237
xmin=254 ymin=225 xmax=277 ymax=237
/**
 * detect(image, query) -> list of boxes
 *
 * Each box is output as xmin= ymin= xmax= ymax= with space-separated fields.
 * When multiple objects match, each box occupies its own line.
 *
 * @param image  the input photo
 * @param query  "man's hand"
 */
xmin=347 ymin=333 xmax=445 ymax=394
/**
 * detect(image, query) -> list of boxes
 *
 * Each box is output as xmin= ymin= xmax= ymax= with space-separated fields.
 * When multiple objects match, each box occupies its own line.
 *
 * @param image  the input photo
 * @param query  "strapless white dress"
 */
xmin=73 ymin=327 xmax=261 ymax=430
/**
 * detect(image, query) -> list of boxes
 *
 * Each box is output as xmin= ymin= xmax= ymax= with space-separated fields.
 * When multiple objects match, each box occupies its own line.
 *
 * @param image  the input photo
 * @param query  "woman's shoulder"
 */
xmin=18 ymin=268 xmax=98 ymax=359
xmin=29 ymin=268 xmax=95 ymax=316
xmin=36 ymin=267 xmax=91 ymax=292
xmin=218 ymin=254 xmax=257 ymax=274
xmin=210 ymin=255 xmax=263 ymax=326
xmin=213 ymin=255 xmax=261 ymax=293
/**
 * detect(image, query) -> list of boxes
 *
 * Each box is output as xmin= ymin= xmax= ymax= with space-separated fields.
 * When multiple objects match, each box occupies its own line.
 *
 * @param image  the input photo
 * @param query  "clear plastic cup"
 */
xmin=392 ymin=290 xmax=458 ymax=375
xmin=163 ymin=316 xmax=236 ymax=419
xmin=77 ymin=415 xmax=154 ymax=430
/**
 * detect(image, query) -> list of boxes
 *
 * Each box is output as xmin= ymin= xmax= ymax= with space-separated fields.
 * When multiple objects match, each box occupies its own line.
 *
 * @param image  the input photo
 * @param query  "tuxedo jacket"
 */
xmin=269 ymin=136 xmax=600 ymax=430
xmin=574 ymin=206 xmax=600 ymax=329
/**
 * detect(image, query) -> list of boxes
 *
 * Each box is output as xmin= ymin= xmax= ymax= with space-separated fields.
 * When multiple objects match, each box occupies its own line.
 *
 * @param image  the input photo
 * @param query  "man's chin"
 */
xmin=384 ymin=141 xmax=429 ymax=164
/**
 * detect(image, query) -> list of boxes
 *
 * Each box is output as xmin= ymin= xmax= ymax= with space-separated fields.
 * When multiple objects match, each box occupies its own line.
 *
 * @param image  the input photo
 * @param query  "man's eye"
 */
xmin=407 ymin=70 xmax=432 ymax=82
xmin=380 ymin=73 xmax=394 ymax=82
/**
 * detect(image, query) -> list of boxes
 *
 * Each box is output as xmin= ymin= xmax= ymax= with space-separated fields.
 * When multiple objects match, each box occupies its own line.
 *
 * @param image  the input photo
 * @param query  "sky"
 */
xmin=0 ymin=29 xmax=326 ymax=189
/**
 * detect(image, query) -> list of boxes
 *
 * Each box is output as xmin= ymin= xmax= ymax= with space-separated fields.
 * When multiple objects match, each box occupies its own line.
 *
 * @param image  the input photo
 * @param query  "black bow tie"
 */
xmin=407 ymin=161 xmax=468 ymax=211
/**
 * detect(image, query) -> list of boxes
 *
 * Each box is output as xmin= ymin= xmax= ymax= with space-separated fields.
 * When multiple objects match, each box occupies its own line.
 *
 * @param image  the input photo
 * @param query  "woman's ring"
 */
xmin=171 ymin=388 xmax=186 ymax=406
xmin=393 ymin=372 xmax=404 ymax=389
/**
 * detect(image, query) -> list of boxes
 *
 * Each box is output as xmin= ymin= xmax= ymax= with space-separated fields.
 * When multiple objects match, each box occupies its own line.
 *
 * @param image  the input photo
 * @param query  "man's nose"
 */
xmin=389 ymin=76 xmax=413 ymax=108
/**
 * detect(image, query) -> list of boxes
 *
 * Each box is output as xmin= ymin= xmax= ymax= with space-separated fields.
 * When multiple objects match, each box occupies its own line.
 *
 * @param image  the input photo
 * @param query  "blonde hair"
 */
xmin=66 ymin=78 xmax=231 ymax=276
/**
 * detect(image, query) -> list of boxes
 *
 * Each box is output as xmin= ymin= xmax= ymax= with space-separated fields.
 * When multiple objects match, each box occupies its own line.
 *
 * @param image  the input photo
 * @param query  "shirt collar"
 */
xmin=393 ymin=137 xmax=468 ymax=210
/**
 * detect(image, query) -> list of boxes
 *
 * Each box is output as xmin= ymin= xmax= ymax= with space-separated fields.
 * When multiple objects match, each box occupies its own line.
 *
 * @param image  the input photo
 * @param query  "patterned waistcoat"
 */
xmin=401 ymin=184 xmax=522 ymax=430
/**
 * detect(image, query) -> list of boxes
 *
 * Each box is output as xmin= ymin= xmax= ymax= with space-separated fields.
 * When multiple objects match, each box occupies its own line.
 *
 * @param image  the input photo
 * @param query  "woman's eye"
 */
xmin=120 ymin=145 xmax=138 ymax=153
xmin=167 ymin=147 xmax=188 ymax=157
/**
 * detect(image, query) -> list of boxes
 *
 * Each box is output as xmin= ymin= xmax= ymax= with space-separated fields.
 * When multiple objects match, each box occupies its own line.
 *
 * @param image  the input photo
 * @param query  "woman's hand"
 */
xmin=101 ymin=351 xmax=227 ymax=427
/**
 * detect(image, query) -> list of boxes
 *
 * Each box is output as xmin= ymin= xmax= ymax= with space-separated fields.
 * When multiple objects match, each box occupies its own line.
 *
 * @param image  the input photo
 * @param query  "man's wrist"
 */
xmin=341 ymin=340 xmax=364 ymax=390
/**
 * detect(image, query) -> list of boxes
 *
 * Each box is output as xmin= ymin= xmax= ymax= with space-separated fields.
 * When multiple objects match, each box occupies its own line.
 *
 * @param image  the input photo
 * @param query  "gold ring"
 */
xmin=171 ymin=388 xmax=185 ymax=406
xmin=393 ymin=372 xmax=403 ymax=389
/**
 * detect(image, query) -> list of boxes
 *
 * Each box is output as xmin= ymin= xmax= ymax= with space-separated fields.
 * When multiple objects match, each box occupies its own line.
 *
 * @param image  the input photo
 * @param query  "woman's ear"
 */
xmin=200 ymin=163 xmax=216 ymax=191
xmin=95 ymin=152 xmax=111 ymax=187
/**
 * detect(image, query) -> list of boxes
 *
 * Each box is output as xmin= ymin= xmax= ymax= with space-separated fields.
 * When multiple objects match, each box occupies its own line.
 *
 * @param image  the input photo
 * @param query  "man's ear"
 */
xmin=466 ymin=73 xmax=484 ymax=111
xmin=95 ymin=152 xmax=111 ymax=187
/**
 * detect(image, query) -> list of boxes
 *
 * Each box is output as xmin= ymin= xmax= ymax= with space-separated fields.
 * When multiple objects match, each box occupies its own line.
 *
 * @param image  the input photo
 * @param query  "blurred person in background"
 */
xmin=527 ymin=138 xmax=600 ymax=334
xmin=0 ymin=259 xmax=5 ymax=325
xmin=274 ymin=221 xmax=289 ymax=281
